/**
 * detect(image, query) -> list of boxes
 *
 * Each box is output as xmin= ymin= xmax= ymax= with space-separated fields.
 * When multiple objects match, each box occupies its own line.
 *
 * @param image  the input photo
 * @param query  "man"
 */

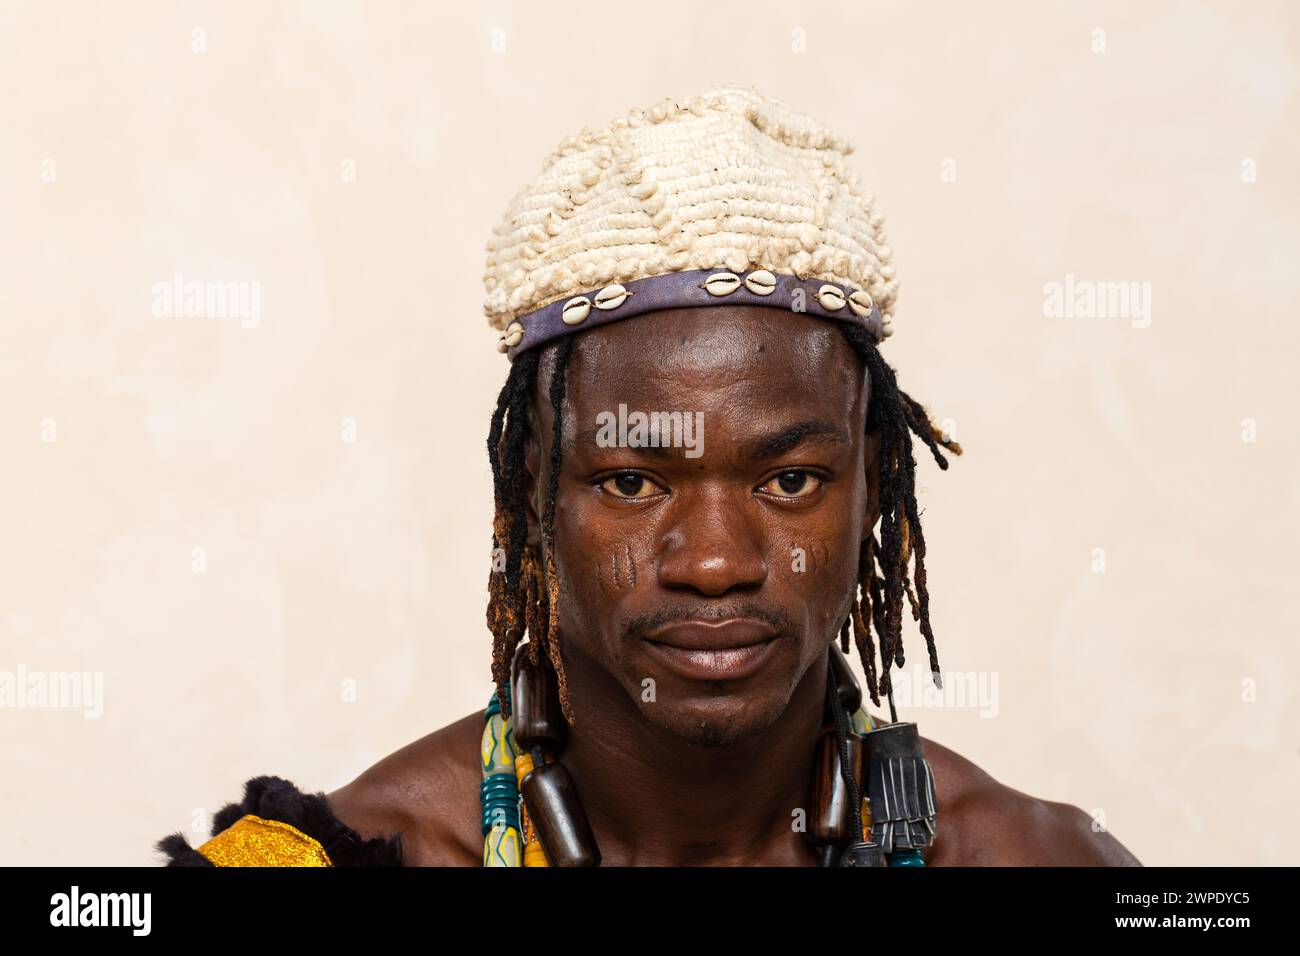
xmin=157 ymin=85 xmax=1139 ymax=867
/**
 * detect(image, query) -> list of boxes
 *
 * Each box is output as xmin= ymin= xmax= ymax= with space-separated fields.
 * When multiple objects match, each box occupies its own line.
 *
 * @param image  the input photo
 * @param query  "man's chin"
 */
xmin=637 ymin=696 xmax=783 ymax=748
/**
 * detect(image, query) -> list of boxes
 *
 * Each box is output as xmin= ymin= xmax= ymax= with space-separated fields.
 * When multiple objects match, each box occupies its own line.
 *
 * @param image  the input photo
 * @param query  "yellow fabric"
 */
xmin=515 ymin=751 xmax=551 ymax=867
xmin=197 ymin=813 xmax=333 ymax=867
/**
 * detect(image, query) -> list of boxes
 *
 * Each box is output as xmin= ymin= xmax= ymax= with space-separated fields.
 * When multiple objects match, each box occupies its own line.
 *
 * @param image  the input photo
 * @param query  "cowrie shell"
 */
xmin=743 ymin=269 xmax=776 ymax=295
xmin=593 ymin=284 xmax=628 ymax=310
xmin=704 ymin=272 xmax=741 ymax=296
xmin=506 ymin=321 xmax=524 ymax=335
xmin=816 ymin=284 xmax=846 ymax=311
xmin=504 ymin=329 xmax=524 ymax=347
xmin=848 ymin=289 xmax=874 ymax=317
xmin=497 ymin=337 xmax=510 ymax=353
xmin=562 ymin=296 xmax=592 ymax=325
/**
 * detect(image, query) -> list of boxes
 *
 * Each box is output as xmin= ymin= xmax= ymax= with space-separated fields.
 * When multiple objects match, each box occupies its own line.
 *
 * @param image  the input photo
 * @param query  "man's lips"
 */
xmin=642 ymin=619 xmax=780 ymax=681
xmin=645 ymin=618 xmax=779 ymax=650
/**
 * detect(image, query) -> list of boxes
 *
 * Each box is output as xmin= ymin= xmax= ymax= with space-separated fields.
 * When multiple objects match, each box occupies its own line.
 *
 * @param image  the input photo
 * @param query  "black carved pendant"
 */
xmin=860 ymin=721 xmax=938 ymax=853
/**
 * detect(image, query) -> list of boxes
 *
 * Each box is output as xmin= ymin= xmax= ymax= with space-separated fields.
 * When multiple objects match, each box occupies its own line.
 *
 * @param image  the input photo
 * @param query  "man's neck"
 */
xmin=553 ymin=644 xmax=828 ymax=866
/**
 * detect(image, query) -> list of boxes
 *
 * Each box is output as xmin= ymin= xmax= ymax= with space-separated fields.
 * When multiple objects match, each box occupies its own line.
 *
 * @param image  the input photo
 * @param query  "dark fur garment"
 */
xmin=154 ymin=774 xmax=404 ymax=867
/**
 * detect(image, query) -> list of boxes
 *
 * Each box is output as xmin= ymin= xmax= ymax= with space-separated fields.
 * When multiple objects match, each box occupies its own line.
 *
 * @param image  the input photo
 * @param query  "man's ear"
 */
xmin=523 ymin=429 xmax=542 ymax=549
xmin=862 ymin=428 xmax=883 ymax=543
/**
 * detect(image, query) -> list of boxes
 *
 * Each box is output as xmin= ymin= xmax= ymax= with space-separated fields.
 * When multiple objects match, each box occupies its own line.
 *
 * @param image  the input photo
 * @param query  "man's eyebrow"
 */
xmin=741 ymin=420 xmax=852 ymax=460
xmin=573 ymin=419 xmax=850 ymax=459
xmin=577 ymin=427 xmax=675 ymax=457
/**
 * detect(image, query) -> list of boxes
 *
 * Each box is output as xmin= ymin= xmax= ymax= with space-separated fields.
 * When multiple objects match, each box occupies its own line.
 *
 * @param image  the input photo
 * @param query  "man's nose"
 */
xmin=655 ymin=487 xmax=769 ymax=596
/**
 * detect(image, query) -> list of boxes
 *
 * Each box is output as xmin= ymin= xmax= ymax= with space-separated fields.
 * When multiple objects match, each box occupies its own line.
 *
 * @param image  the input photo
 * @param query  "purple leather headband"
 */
xmin=499 ymin=268 xmax=887 ymax=361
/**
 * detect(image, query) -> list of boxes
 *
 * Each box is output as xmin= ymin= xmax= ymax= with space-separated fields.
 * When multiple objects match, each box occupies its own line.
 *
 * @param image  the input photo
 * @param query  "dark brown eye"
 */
xmin=601 ymin=472 xmax=661 ymax=499
xmin=760 ymin=471 xmax=821 ymax=498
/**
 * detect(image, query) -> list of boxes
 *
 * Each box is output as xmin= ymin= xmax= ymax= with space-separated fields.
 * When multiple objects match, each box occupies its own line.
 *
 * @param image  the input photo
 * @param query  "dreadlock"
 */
xmin=486 ymin=338 xmax=576 ymax=724
xmin=838 ymin=322 xmax=963 ymax=721
xmin=485 ymin=324 xmax=962 ymax=727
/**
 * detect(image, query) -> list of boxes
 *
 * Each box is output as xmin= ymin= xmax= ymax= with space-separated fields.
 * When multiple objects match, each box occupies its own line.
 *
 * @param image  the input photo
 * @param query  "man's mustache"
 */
xmin=621 ymin=601 xmax=796 ymax=643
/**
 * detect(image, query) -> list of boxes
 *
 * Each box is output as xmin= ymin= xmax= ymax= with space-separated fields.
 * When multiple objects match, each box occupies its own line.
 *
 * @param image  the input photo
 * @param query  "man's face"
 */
xmin=525 ymin=305 xmax=879 ymax=746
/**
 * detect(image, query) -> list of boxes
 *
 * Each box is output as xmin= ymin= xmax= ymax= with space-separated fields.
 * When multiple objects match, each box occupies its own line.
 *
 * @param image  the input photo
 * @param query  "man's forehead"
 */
xmin=529 ymin=306 xmax=870 ymax=449
xmin=563 ymin=305 xmax=863 ymax=392
xmin=576 ymin=415 xmax=855 ymax=460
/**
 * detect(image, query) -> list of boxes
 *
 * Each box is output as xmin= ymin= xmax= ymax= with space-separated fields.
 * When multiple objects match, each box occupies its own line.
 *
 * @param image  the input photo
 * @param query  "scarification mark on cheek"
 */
xmin=788 ymin=542 xmax=807 ymax=575
xmin=790 ymin=540 xmax=843 ymax=579
xmin=592 ymin=545 xmax=617 ymax=597
xmin=598 ymin=544 xmax=637 ymax=593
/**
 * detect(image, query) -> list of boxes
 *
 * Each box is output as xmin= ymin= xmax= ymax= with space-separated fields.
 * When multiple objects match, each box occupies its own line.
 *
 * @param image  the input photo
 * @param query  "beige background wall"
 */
xmin=1 ymin=0 xmax=1296 ymax=866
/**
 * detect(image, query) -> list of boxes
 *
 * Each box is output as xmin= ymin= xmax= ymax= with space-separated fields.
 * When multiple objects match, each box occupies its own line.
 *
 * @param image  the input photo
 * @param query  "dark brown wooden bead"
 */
xmin=809 ymin=725 xmax=862 ymax=842
xmin=519 ymin=760 xmax=601 ymax=867
xmin=827 ymin=644 xmax=862 ymax=715
xmin=511 ymin=642 xmax=567 ymax=752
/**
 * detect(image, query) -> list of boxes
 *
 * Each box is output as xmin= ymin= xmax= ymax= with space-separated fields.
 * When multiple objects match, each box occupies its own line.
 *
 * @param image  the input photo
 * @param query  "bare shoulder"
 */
xmin=326 ymin=710 xmax=486 ymax=866
xmin=887 ymin=720 xmax=1143 ymax=866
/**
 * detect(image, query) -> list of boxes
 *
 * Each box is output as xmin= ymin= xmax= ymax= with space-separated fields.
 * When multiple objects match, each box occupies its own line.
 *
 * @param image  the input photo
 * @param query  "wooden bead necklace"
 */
xmin=480 ymin=641 xmax=937 ymax=867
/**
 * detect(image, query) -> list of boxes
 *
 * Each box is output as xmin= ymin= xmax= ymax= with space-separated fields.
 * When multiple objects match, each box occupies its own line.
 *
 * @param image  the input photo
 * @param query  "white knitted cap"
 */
xmin=482 ymin=84 xmax=897 ymax=346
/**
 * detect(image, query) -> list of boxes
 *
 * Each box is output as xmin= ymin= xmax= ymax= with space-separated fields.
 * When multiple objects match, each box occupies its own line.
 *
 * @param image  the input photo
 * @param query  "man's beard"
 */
xmin=688 ymin=719 xmax=733 ymax=748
